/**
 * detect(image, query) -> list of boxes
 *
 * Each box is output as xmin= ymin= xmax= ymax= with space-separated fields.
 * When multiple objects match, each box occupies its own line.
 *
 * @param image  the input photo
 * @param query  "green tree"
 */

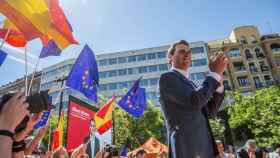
xmin=209 ymin=118 xmax=225 ymax=140
xmin=228 ymin=86 xmax=280 ymax=147
xmin=114 ymin=101 xmax=165 ymax=149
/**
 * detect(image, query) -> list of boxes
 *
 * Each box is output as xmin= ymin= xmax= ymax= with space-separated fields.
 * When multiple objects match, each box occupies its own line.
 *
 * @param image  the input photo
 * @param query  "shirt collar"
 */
xmin=171 ymin=67 xmax=189 ymax=79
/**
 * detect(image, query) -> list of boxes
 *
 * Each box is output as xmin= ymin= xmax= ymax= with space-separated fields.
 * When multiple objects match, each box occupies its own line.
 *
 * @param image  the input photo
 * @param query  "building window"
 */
xmin=228 ymin=49 xmax=241 ymax=57
xmin=190 ymin=72 xmax=205 ymax=80
xmin=118 ymin=69 xmax=127 ymax=76
xmin=157 ymin=52 xmax=166 ymax=59
xmin=99 ymin=84 xmax=108 ymax=91
xmin=240 ymin=36 xmax=247 ymax=44
xmin=253 ymin=76 xmax=263 ymax=88
xmin=128 ymin=56 xmax=136 ymax=62
xmin=244 ymin=49 xmax=253 ymax=59
xmin=148 ymin=65 xmax=158 ymax=72
xmin=127 ymin=68 xmax=134 ymax=75
xmin=192 ymin=59 xmax=207 ymax=67
xmin=108 ymin=70 xmax=117 ymax=77
xmin=149 ymin=78 xmax=158 ymax=86
xmin=249 ymin=63 xmax=258 ymax=73
xmin=109 ymin=58 xmax=117 ymax=65
xmin=108 ymin=83 xmax=117 ymax=90
xmin=264 ymin=75 xmax=273 ymax=86
xmin=237 ymin=76 xmax=250 ymax=87
xmin=137 ymin=54 xmax=146 ymax=61
xmin=99 ymin=72 xmax=108 ymax=78
xmin=255 ymin=48 xmax=265 ymax=58
xmin=275 ymin=57 xmax=280 ymax=67
xmin=138 ymin=66 xmax=148 ymax=74
xmin=270 ymin=43 xmax=280 ymax=52
xmin=119 ymin=82 xmax=128 ymax=89
xmin=159 ymin=64 xmax=168 ymax=71
xmin=118 ymin=57 xmax=127 ymax=64
xmin=99 ymin=59 xmax=108 ymax=66
xmin=191 ymin=47 xmax=204 ymax=54
xmin=233 ymin=62 xmax=246 ymax=72
xmin=147 ymin=53 xmax=156 ymax=60
xmin=140 ymin=79 xmax=148 ymax=87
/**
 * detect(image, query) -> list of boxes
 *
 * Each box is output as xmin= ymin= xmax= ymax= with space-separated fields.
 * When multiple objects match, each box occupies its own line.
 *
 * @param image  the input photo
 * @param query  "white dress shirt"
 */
xmin=171 ymin=67 xmax=224 ymax=93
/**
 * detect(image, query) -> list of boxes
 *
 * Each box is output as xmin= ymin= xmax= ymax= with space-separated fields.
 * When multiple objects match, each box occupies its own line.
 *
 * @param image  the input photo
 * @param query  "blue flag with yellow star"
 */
xmin=118 ymin=78 xmax=147 ymax=118
xmin=66 ymin=44 xmax=99 ymax=102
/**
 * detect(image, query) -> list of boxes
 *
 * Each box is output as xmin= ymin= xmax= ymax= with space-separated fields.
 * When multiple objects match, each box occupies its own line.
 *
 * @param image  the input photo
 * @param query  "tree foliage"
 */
xmin=114 ymin=102 xmax=165 ymax=149
xmin=228 ymin=86 xmax=280 ymax=147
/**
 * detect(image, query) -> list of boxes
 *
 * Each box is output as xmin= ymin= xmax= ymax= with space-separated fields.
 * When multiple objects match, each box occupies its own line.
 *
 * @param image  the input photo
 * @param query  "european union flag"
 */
xmin=39 ymin=39 xmax=61 ymax=58
xmin=34 ymin=111 xmax=50 ymax=129
xmin=0 ymin=49 xmax=7 ymax=66
xmin=118 ymin=78 xmax=147 ymax=118
xmin=66 ymin=44 xmax=99 ymax=102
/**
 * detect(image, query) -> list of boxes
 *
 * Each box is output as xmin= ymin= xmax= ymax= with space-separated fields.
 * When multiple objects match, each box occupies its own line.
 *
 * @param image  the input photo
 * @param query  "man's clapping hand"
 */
xmin=209 ymin=51 xmax=228 ymax=76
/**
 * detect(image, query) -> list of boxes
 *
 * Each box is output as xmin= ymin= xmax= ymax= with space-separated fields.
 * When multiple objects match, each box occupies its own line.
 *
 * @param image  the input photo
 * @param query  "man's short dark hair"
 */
xmin=136 ymin=149 xmax=146 ymax=156
xmin=167 ymin=40 xmax=189 ymax=57
xmin=167 ymin=40 xmax=189 ymax=65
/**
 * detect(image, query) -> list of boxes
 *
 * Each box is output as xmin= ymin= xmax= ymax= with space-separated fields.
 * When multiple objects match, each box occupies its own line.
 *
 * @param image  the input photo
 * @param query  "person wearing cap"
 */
xmin=159 ymin=40 xmax=228 ymax=158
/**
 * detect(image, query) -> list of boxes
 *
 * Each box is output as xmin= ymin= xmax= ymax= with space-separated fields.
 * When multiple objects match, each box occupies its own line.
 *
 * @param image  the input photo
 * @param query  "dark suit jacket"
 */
xmin=159 ymin=70 xmax=225 ymax=158
xmin=237 ymin=148 xmax=263 ymax=158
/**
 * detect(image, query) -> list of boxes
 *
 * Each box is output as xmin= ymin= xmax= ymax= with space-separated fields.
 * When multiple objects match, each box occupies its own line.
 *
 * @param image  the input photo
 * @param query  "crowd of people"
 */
xmin=0 ymin=91 xmax=279 ymax=158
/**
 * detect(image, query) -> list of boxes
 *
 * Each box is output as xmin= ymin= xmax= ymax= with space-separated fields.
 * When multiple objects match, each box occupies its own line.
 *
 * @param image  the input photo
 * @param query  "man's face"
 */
xmin=248 ymin=144 xmax=257 ymax=152
xmin=170 ymin=44 xmax=191 ymax=70
xmin=217 ymin=143 xmax=225 ymax=153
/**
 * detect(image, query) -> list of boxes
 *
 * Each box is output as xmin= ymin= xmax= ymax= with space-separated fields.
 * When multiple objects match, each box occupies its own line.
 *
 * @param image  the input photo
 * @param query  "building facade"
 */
xmin=208 ymin=26 xmax=277 ymax=94
xmin=0 ymin=72 xmax=41 ymax=99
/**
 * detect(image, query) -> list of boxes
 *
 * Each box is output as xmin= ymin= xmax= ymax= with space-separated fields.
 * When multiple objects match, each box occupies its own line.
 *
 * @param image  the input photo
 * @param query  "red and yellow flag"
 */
xmin=94 ymin=97 xmax=116 ymax=135
xmin=0 ymin=20 xmax=27 ymax=47
xmin=52 ymin=112 xmax=64 ymax=150
xmin=0 ymin=0 xmax=78 ymax=49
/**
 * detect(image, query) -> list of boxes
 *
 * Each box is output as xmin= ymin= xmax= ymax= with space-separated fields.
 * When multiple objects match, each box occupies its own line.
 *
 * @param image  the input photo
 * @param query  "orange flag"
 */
xmin=94 ymin=97 xmax=116 ymax=135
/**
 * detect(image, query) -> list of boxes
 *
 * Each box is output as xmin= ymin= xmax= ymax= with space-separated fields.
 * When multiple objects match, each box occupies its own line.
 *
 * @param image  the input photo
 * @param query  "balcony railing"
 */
xmin=256 ymin=53 xmax=265 ymax=58
xmin=265 ymin=80 xmax=274 ymax=86
xmin=261 ymin=65 xmax=270 ymax=72
xmin=255 ymin=82 xmax=264 ymax=89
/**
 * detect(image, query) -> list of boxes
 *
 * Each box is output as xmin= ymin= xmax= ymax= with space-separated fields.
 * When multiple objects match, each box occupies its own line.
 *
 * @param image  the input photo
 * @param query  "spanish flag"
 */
xmin=52 ymin=112 xmax=64 ymax=150
xmin=0 ymin=0 xmax=78 ymax=49
xmin=0 ymin=20 xmax=27 ymax=47
xmin=94 ymin=97 xmax=116 ymax=135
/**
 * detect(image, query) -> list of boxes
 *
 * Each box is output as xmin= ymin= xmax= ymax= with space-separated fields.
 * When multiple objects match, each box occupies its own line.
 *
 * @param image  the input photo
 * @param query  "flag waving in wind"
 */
xmin=66 ymin=44 xmax=99 ymax=102
xmin=94 ymin=97 xmax=116 ymax=135
xmin=118 ymin=78 xmax=147 ymax=118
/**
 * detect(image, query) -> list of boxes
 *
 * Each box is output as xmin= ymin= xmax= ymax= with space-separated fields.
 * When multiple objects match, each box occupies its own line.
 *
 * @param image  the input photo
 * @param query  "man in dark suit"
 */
xmin=159 ymin=40 xmax=228 ymax=158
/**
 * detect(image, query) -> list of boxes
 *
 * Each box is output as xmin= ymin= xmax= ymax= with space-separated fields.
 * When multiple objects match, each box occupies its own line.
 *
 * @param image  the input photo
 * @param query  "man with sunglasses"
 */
xmin=159 ymin=40 xmax=228 ymax=158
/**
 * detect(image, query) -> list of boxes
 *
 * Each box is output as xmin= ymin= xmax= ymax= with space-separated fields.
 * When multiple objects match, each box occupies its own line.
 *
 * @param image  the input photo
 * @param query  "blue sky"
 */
xmin=0 ymin=0 xmax=279 ymax=86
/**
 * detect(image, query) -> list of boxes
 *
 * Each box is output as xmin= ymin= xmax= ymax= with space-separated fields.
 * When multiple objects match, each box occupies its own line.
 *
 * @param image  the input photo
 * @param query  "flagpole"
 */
xmin=27 ymin=57 xmax=40 ymax=95
xmin=24 ymin=46 xmax=28 ymax=96
xmin=0 ymin=28 xmax=10 ymax=48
